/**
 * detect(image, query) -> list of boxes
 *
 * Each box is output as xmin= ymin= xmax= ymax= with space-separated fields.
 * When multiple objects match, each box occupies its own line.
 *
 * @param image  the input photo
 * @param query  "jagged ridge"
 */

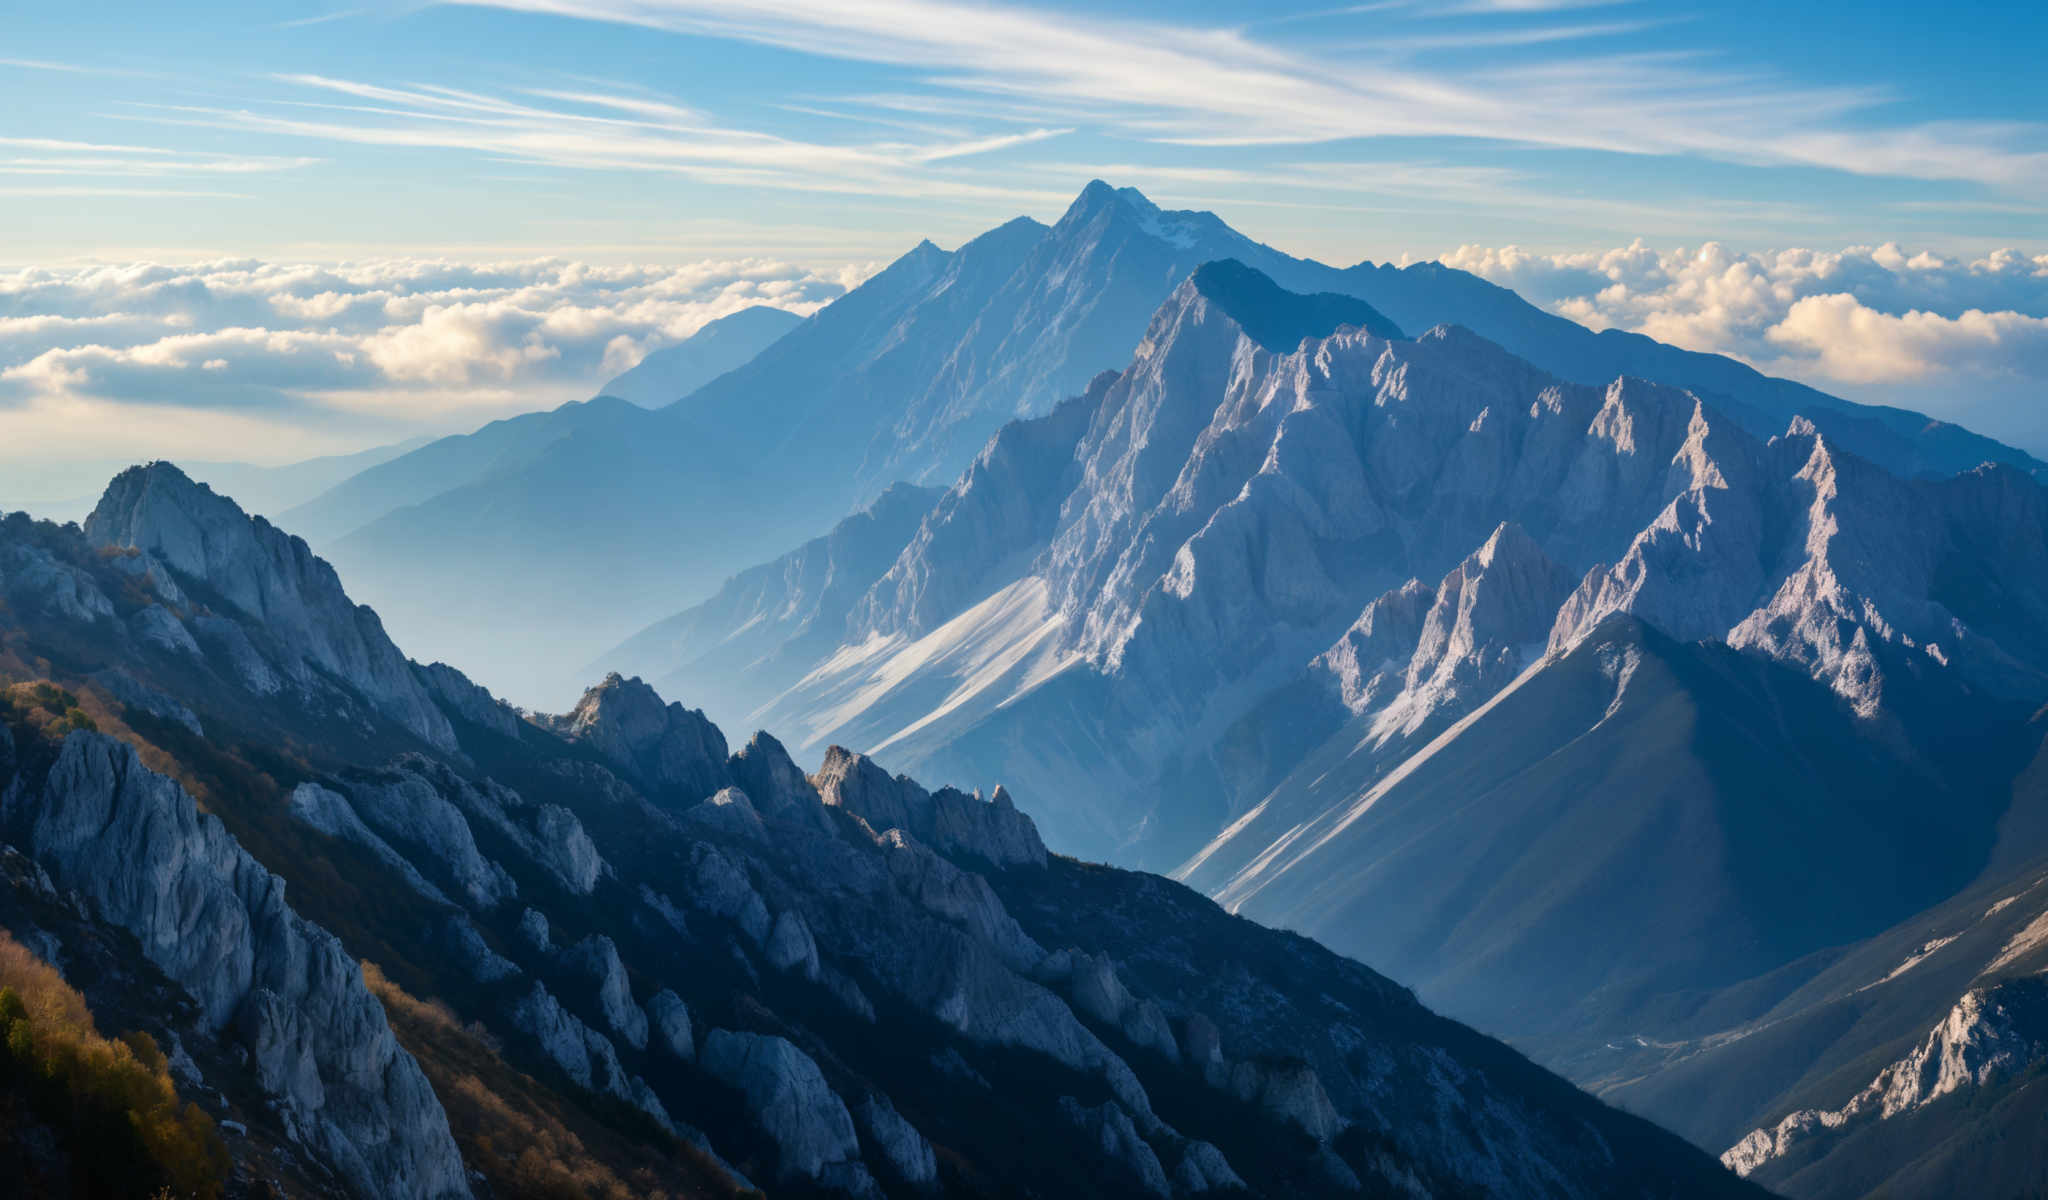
xmin=0 ymin=461 xmax=1767 ymax=1199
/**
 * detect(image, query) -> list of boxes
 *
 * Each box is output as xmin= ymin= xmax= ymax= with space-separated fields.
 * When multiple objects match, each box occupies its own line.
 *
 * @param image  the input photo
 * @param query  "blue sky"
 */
xmin=5 ymin=0 xmax=2046 ymax=264
xmin=1 ymin=0 xmax=2045 ymax=491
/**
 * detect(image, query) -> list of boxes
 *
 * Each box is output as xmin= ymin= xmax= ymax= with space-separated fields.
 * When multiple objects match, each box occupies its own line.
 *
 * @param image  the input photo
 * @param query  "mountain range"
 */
xmin=12 ymin=178 xmax=2046 ymax=1198
xmin=278 ymin=182 xmax=2043 ymax=709
xmin=0 ymin=461 xmax=1765 ymax=1198
xmin=585 ymin=234 xmax=2048 ymax=1196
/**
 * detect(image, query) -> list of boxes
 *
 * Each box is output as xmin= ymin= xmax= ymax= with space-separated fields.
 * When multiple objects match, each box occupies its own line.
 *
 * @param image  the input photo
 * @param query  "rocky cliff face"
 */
xmin=0 ymin=476 xmax=1764 ymax=1199
xmin=854 ymin=389 xmax=1108 ymax=643
xmin=731 ymin=266 xmax=2048 ymax=874
xmin=545 ymin=672 xmax=729 ymax=804
xmin=85 ymin=463 xmax=456 ymax=751
xmin=1320 ymin=520 xmax=1576 ymax=751
xmin=572 ymin=264 xmax=2048 ymax=1200
xmin=1551 ymin=416 xmax=2048 ymax=716
xmin=887 ymin=181 xmax=1306 ymax=483
xmin=0 ymin=732 xmax=467 ymax=1199
xmin=813 ymin=745 xmax=1048 ymax=868
xmin=1723 ymin=973 xmax=2048 ymax=1180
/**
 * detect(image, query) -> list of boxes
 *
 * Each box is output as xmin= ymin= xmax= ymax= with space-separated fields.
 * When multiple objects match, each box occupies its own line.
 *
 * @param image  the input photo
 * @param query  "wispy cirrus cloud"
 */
xmin=0 ymin=186 xmax=260 ymax=199
xmin=66 ymin=0 xmax=1999 ymax=229
xmin=121 ymin=73 xmax=1075 ymax=205
xmin=0 ymin=57 xmax=152 ymax=79
xmin=274 ymin=8 xmax=369 ymax=29
xmin=1438 ymin=0 xmax=1632 ymax=12
xmin=1317 ymin=18 xmax=1673 ymax=51
xmin=49 ymin=0 xmax=2029 ymax=214
xmin=0 ymin=135 xmax=320 ymax=185
xmin=431 ymin=0 xmax=2048 ymax=193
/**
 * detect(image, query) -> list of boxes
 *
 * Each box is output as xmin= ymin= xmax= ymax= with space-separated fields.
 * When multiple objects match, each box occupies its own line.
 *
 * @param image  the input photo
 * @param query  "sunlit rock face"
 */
xmin=86 ymin=462 xmax=457 ymax=751
xmin=1 ymin=733 xmax=469 ymax=1200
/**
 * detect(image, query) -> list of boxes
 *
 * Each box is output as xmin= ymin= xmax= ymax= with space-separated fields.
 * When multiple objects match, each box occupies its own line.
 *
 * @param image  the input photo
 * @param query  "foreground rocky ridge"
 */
xmin=0 ymin=727 xmax=469 ymax=1199
xmin=0 ymin=467 xmax=1762 ymax=1196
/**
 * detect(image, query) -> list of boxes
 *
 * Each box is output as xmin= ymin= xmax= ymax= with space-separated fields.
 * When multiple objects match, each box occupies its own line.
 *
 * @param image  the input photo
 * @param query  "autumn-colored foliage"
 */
xmin=1 ymin=681 xmax=100 ymax=737
xmin=362 ymin=961 xmax=742 ymax=1200
xmin=0 ymin=930 xmax=229 ymax=1198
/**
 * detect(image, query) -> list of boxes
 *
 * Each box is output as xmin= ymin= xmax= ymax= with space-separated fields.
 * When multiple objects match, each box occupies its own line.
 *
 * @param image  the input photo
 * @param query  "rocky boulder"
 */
xmin=853 ymin=1090 xmax=938 ymax=1189
xmin=699 ymin=1030 xmax=878 ymax=1196
xmin=559 ymin=934 xmax=649 ymax=1050
xmin=730 ymin=730 xmax=832 ymax=829
xmin=1059 ymin=1097 xmax=1171 ymax=1197
xmin=647 ymin=989 xmax=694 ymax=1060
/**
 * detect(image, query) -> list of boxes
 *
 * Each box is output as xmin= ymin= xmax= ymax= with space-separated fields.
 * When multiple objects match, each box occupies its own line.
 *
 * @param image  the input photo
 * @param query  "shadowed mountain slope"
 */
xmin=599 ymin=304 xmax=804 ymax=409
xmin=0 ymin=463 xmax=1767 ymax=1198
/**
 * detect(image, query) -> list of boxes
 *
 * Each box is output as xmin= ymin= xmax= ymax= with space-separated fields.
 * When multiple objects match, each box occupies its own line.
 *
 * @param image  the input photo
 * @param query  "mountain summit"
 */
xmin=85 ymin=461 xmax=458 ymax=751
xmin=285 ymin=181 xmax=2046 ymax=709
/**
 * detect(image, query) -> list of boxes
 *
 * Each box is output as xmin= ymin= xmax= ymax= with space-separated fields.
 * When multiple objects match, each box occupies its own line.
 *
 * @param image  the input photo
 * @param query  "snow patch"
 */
xmin=756 ymin=576 xmax=1078 ymax=756
xmin=1209 ymin=655 xmax=1550 ymax=912
xmin=1987 ymin=910 xmax=2048 ymax=975
xmin=1859 ymin=934 xmax=1959 ymax=992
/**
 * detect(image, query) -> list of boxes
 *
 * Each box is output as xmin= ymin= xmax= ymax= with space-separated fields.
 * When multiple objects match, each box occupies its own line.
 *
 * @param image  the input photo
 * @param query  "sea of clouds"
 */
xmin=4 ymin=240 xmax=2045 ymax=510
xmin=0 ymin=255 xmax=870 ymax=500
xmin=1439 ymin=240 xmax=2048 ymax=451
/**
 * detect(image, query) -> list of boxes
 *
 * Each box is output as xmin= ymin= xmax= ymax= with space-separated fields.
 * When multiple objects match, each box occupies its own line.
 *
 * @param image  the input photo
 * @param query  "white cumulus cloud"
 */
xmin=1438 ymin=240 xmax=2048 ymax=451
xmin=1765 ymin=297 xmax=2048 ymax=385
xmin=0 ymin=255 xmax=871 ymax=480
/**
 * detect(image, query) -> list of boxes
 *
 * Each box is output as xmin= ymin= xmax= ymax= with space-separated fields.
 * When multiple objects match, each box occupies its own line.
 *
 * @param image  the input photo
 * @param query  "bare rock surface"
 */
xmin=1 ymin=734 xmax=467 ymax=1199
xmin=85 ymin=463 xmax=456 ymax=750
